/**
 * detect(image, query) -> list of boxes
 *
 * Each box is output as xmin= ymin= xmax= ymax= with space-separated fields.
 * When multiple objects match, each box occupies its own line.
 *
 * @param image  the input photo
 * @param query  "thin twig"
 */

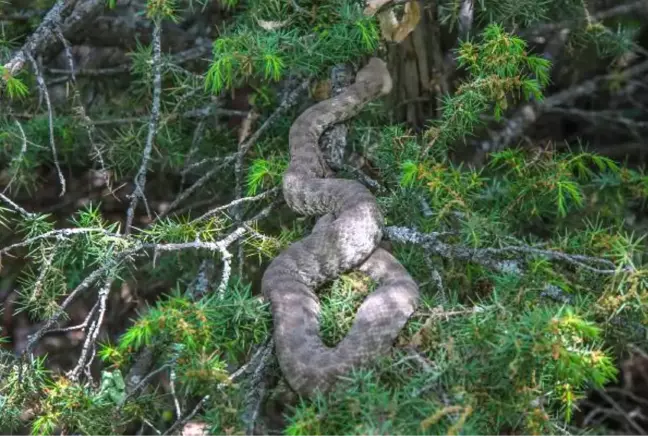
xmin=0 ymin=192 xmax=34 ymax=218
xmin=26 ymin=53 xmax=66 ymax=196
xmin=157 ymin=155 xmax=237 ymax=220
xmin=121 ymin=363 xmax=172 ymax=407
xmin=125 ymin=20 xmax=163 ymax=234
xmin=0 ymin=227 xmax=121 ymax=255
xmin=3 ymin=119 xmax=29 ymax=194
xmin=163 ymin=395 xmax=210 ymax=436
xmin=180 ymin=120 xmax=206 ymax=188
xmin=44 ymin=41 xmax=212 ymax=78
xmin=242 ymin=338 xmax=275 ymax=435
xmin=53 ymin=25 xmax=108 ymax=181
xmin=547 ymin=106 xmax=648 ymax=130
xmin=68 ymin=278 xmax=112 ymax=381
xmin=29 ymin=246 xmax=57 ymax=302
xmin=216 ymin=227 xmax=246 ymax=298
xmin=594 ymin=388 xmax=647 ymax=434
xmin=170 ymin=366 xmax=182 ymax=419
xmin=192 ymin=188 xmax=279 ymax=223
xmin=180 ymin=153 xmax=236 ymax=176
xmin=45 ymin=301 xmax=99 ymax=335
xmin=241 ymin=80 xmax=311 ymax=159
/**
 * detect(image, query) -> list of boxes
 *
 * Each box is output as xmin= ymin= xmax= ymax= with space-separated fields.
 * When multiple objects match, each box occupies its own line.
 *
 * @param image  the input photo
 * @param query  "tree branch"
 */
xmin=125 ymin=19 xmax=163 ymax=234
xmin=479 ymin=60 xmax=648 ymax=153
xmin=3 ymin=0 xmax=105 ymax=76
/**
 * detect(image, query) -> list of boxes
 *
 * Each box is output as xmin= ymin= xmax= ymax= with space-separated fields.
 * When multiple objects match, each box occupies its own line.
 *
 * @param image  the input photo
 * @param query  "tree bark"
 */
xmin=387 ymin=1 xmax=450 ymax=128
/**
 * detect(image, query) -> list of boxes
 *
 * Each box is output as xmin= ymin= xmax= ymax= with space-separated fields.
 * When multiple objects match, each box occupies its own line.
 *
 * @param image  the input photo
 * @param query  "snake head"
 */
xmin=356 ymin=57 xmax=393 ymax=96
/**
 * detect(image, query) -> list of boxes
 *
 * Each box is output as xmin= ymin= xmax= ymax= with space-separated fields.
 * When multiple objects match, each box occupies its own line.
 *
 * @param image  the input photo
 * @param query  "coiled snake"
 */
xmin=261 ymin=58 xmax=420 ymax=397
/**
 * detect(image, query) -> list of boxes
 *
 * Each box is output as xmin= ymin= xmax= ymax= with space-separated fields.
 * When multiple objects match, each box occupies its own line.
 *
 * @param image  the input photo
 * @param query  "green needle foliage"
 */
xmin=206 ymin=0 xmax=380 ymax=94
xmin=420 ymin=23 xmax=551 ymax=155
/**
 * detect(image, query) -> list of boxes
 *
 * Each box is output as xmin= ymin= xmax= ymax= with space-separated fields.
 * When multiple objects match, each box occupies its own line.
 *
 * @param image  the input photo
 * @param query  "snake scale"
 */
xmin=261 ymin=57 xmax=420 ymax=397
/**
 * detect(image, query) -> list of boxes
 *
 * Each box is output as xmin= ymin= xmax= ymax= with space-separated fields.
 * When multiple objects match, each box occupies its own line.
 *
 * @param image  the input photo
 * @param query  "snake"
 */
xmin=261 ymin=57 xmax=420 ymax=397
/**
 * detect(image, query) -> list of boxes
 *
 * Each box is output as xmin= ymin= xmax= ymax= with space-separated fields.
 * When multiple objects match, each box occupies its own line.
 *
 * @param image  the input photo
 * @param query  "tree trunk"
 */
xmin=387 ymin=1 xmax=450 ymax=128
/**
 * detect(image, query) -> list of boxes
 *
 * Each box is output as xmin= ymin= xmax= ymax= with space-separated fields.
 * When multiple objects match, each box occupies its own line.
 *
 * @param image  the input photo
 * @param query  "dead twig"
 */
xmin=125 ymin=19 xmax=163 ymax=234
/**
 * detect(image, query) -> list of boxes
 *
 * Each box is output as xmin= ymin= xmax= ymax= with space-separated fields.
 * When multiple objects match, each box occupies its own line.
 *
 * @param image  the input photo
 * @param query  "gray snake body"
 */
xmin=261 ymin=58 xmax=420 ymax=397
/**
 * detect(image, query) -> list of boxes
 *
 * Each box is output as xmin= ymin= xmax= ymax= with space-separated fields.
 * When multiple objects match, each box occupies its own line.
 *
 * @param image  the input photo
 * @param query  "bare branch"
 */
xmin=28 ymin=246 xmax=57 ymax=302
xmin=53 ymin=25 xmax=108 ymax=181
xmin=157 ymin=155 xmax=237 ymax=220
xmin=192 ymin=188 xmax=279 ymax=223
xmin=122 ymin=363 xmax=172 ymax=405
xmin=479 ymin=60 xmax=648 ymax=153
xmin=26 ymin=53 xmax=66 ymax=196
xmin=24 ymin=249 xmax=135 ymax=353
xmin=0 ymin=192 xmax=34 ymax=218
xmin=68 ymin=278 xmax=112 ymax=382
xmin=125 ymin=19 xmax=163 ymax=234
xmin=385 ymin=225 xmax=628 ymax=275
xmin=0 ymin=227 xmax=121 ymax=255
xmin=45 ymin=301 xmax=99 ymax=335
xmin=242 ymin=338 xmax=275 ymax=435
xmin=44 ymin=41 xmax=213 ymax=79
xmin=180 ymin=121 xmax=206 ymax=188
xmin=170 ymin=362 xmax=183 ymax=420
xmin=3 ymin=0 xmax=105 ymax=76
xmin=180 ymin=153 xmax=236 ymax=176
xmin=547 ymin=106 xmax=648 ymax=132
xmin=163 ymin=395 xmax=210 ymax=436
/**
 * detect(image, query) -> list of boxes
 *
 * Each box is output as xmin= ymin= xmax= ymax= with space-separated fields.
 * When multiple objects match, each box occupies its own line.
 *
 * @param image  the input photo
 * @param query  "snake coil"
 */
xmin=261 ymin=57 xmax=420 ymax=396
